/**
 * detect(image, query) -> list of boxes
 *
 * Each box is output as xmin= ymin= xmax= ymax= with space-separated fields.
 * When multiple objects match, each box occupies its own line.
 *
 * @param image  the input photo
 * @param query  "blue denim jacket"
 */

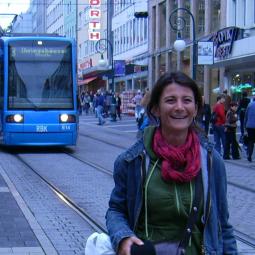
xmin=106 ymin=139 xmax=238 ymax=255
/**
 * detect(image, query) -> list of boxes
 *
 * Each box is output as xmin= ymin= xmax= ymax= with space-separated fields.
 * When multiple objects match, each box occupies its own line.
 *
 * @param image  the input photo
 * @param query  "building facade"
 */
xmin=46 ymin=0 xmax=65 ymax=35
xmin=212 ymin=0 xmax=255 ymax=101
xmin=64 ymin=0 xmax=76 ymax=39
xmin=111 ymin=0 xmax=149 ymax=93
xmin=148 ymin=0 xmax=224 ymax=104
xmin=77 ymin=0 xmax=108 ymax=93
xmin=30 ymin=0 xmax=46 ymax=33
xmin=12 ymin=11 xmax=33 ymax=33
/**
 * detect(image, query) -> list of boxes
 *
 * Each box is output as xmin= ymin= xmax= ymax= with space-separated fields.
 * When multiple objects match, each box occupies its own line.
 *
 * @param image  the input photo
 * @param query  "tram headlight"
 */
xmin=6 ymin=114 xmax=24 ymax=123
xmin=59 ymin=114 xmax=76 ymax=123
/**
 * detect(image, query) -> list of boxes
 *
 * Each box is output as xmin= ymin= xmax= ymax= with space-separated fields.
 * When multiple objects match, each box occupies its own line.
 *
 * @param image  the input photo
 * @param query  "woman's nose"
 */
xmin=175 ymin=99 xmax=184 ymax=110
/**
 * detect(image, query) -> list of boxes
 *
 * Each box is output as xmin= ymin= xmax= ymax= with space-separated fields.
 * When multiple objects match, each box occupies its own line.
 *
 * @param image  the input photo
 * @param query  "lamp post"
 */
xmin=169 ymin=7 xmax=196 ymax=80
xmin=95 ymin=38 xmax=114 ymax=91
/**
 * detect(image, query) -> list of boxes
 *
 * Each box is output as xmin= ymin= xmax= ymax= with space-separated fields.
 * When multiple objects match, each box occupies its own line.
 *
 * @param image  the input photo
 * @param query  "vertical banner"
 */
xmin=89 ymin=0 xmax=101 ymax=40
xmin=114 ymin=60 xmax=126 ymax=76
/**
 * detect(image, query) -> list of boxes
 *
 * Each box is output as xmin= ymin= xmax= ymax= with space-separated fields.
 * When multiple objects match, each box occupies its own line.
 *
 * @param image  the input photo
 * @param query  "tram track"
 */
xmin=13 ymin=154 xmax=107 ymax=234
xmin=79 ymin=133 xmax=255 ymax=194
xmin=234 ymin=229 xmax=255 ymax=249
xmin=8 ymin=151 xmax=255 ymax=252
xmin=79 ymin=132 xmax=128 ymax=150
xmin=62 ymin=149 xmax=113 ymax=176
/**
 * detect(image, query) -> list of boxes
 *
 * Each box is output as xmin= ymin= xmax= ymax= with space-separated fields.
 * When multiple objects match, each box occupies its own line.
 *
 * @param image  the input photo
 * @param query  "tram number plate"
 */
xmin=36 ymin=125 xmax=48 ymax=132
xmin=61 ymin=125 xmax=71 ymax=131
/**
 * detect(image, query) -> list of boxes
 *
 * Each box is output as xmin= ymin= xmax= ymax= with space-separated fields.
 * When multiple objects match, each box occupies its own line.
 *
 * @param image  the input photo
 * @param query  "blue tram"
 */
xmin=0 ymin=34 xmax=78 ymax=146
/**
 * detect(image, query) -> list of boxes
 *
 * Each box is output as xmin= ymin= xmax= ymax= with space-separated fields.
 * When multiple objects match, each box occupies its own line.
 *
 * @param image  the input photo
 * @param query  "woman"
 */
xmin=223 ymin=102 xmax=240 ymax=160
xmin=106 ymin=72 xmax=238 ymax=255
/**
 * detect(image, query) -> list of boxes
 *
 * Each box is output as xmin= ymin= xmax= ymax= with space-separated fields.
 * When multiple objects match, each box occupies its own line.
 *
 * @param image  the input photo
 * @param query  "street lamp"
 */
xmin=169 ymin=7 xmax=197 ymax=80
xmin=95 ymin=38 xmax=114 ymax=91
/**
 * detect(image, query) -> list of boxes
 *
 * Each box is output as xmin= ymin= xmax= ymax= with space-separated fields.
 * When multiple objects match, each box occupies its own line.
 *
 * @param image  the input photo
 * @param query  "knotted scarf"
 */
xmin=152 ymin=128 xmax=201 ymax=183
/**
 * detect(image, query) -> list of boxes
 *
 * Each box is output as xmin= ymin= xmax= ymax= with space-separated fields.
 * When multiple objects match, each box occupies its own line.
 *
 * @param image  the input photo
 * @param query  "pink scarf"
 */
xmin=152 ymin=128 xmax=201 ymax=183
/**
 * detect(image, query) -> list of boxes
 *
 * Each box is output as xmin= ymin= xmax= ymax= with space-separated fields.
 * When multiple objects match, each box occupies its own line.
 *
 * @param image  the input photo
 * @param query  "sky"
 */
xmin=0 ymin=0 xmax=30 ymax=29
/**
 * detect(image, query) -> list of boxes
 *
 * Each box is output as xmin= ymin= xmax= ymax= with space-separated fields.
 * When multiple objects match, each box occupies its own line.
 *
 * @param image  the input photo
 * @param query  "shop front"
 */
xmin=211 ymin=26 xmax=255 ymax=101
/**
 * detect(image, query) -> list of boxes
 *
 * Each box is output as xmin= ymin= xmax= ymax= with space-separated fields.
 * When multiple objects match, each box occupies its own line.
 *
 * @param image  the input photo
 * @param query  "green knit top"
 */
xmin=135 ymin=127 xmax=204 ymax=254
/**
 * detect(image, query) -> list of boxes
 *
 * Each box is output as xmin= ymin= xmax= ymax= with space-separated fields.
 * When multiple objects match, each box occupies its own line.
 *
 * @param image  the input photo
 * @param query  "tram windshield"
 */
xmin=8 ymin=40 xmax=73 ymax=110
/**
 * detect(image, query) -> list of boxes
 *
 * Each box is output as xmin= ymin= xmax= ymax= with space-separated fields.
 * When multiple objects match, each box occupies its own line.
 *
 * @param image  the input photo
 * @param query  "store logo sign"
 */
xmin=88 ymin=0 xmax=101 ymax=41
xmin=212 ymin=27 xmax=239 ymax=60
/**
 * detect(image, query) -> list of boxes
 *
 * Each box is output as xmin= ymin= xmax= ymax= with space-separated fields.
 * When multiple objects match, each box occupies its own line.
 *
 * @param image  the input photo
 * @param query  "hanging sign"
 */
xmin=88 ymin=0 xmax=101 ymax=41
xmin=197 ymin=41 xmax=214 ymax=65
xmin=212 ymin=27 xmax=239 ymax=60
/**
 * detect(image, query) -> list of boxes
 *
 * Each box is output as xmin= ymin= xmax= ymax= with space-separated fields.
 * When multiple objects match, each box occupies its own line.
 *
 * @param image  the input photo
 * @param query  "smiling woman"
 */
xmin=102 ymin=71 xmax=238 ymax=255
xmin=0 ymin=0 xmax=30 ymax=29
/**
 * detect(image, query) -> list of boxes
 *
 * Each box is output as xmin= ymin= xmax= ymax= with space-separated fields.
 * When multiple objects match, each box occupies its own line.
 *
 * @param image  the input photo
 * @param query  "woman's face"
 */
xmin=155 ymin=83 xmax=197 ymax=134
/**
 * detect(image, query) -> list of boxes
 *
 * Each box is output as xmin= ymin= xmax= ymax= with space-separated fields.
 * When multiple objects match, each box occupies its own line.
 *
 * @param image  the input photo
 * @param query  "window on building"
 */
xmin=144 ymin=19 xmax=148 ymax=42
xmin=198 ymin=0 xmax=205 ymax=35
xmin=133 ymin=19 xmax=136 ymax=46
xmin=159 ymin=1 xmax=166 ymax=48
xmin=254 ymin=0 xmax=255 ymax=24
xmin=84 ymin=7 xmax=90 ymax=24
xmin=117 ymin=27 xmax=120 ymax=54
xmin=212 ymin=0 xmax=221 ymax=32
xmin=130 ymin=19 xmax=133 ymax=48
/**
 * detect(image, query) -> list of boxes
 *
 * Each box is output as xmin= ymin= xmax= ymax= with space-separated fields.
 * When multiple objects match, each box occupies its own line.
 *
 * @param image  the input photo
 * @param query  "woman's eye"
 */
xmin=166 ymin=98 xmax=175 ymax=103
xmin=184 ymin=98 xmax=193 ymax=103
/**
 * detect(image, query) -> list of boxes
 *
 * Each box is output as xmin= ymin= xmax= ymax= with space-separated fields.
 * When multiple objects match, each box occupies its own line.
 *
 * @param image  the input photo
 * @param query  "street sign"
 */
xmin=197 ymin=41 xmax=214 ymax=65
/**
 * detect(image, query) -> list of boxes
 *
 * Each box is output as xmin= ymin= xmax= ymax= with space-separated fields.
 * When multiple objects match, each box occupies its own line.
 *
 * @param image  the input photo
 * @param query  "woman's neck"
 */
xmin=161 ymin=128 xmax=188 ymax=147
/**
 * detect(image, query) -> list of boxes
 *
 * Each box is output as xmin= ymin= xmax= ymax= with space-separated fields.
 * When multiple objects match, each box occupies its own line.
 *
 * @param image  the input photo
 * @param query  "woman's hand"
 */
xmin=118 ymin=236 xmax=144 ymax=255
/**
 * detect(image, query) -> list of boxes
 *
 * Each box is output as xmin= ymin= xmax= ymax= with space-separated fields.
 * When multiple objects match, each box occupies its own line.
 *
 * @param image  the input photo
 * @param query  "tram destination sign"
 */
xmin=10 ymin=46 xmax=70 ymax=61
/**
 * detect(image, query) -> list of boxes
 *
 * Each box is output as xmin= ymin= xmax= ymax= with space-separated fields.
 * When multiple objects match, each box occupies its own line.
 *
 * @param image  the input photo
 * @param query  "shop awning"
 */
xmin=78 ymin=77 xmax=97 ymax=86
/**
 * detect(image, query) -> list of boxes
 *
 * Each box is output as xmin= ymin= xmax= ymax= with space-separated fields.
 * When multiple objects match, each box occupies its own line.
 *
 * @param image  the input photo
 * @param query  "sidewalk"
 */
xmin=0 ymin=166 xmax=57 ymax=255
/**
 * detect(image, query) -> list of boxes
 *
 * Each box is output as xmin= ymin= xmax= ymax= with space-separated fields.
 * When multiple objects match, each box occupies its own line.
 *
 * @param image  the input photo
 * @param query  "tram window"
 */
xmin=8 ymin=41 xmax=73 ymax=110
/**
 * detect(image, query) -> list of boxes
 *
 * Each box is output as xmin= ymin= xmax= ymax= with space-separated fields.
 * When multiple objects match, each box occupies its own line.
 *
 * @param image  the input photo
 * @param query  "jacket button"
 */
xmin=193 ymin=206 xmax=198 ymax=211
xmin=187 ymin=228 xmax=191 ymax=233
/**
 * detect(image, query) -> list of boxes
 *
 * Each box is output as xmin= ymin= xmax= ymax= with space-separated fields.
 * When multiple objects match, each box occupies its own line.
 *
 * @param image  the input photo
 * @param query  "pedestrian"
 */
xmin=83 ymin=92 xmax=91 ymax=115
xmin=132 ymin=89 xmax=143 ymax=122
xmin=223 ymin=102 xmax=240 ymax=160
xmin=244 ymin=97 xmax=255 ymax=162
xmin=95 ymin=91 xmax=105 ymax=125
xmin=237 ymin=91 xmax=250 ymax=141
xmin=223 ymin=89 xmax=232 ymax=112
xmin=212 ymin=94 xmax=226 ymax=156
xmin=196 ymin=96 xmax=211 ymax=135
xmin=105 ymin=72 xmax=238 ymax=255
xmin=110 ymin=93 xmax=117 ymax=122
xmin=115 ymin=92 xmax=122 ymax=120
xmin=80 ymin=91 xmax=85 ymax=114
xmin=77 ymin=94 xmax=82 ymax=115
xmin=140 ymin=87 xmax=151 ymax=109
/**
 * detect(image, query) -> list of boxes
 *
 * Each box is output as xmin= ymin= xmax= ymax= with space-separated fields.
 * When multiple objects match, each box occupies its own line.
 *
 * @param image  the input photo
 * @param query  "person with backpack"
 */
xmin=212 ymin=94 xmax=226 ymax=156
